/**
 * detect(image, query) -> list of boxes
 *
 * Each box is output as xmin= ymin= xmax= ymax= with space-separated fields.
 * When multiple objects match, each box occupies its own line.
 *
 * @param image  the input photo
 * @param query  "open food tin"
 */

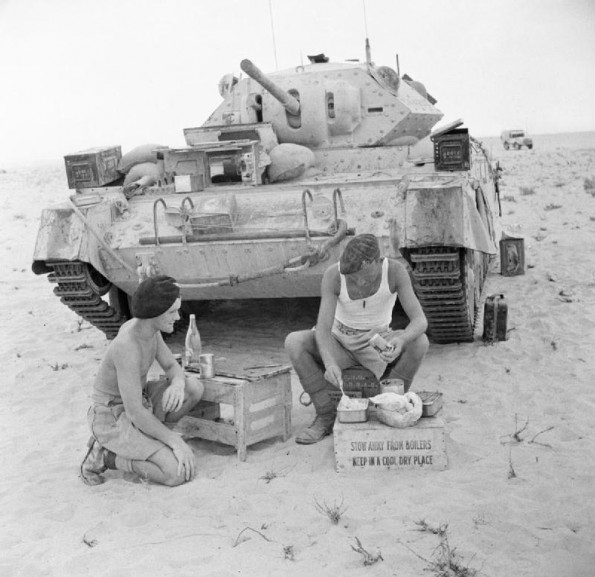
xmin=337 ymin=396 xmax=370 ymax=423
xmin=418 ymin=391 xmax=443 ymax=417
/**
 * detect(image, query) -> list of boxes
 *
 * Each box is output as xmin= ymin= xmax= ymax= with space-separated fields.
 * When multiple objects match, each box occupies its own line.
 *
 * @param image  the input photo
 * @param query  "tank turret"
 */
xmin=201 ymin=57 xmax=443 ymax=151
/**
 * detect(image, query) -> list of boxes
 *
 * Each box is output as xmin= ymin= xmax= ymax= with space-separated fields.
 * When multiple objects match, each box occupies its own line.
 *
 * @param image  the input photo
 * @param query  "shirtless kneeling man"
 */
xmin=81 ymin=275 xmax=204 ymax=486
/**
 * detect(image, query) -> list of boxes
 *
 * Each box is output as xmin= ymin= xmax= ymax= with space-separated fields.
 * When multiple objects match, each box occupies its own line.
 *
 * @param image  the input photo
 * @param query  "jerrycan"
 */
xmin=482 ymin=294 xmax=508 ymax=343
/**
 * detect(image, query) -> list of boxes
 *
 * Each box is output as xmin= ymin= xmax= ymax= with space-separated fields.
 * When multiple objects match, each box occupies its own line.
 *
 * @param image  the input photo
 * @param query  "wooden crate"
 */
xmin=174 ymin=366 xmax=292 ymax=461
xmin=334 ymin=414 xmax=447 ymax=473
xmin=64 ymin=146 xmax=122 ymax=189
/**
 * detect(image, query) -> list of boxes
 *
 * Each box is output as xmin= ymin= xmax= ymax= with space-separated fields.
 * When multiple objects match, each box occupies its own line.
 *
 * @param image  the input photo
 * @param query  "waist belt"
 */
xmin=334 ymin=320 xmax=369 ymax=336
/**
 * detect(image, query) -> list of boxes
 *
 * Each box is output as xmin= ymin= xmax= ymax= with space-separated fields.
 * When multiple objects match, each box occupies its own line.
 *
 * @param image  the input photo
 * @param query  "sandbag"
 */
xmin=268 ymin=143 xmax=315 ymax=183
xmin=118 ymin=143 xmax=168 ymax=174
xmin=123 ymin=162 xmax=164 ymax=187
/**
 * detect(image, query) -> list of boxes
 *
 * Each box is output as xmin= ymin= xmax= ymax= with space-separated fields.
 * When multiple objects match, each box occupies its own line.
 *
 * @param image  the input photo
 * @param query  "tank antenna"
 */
xmin=268 ymin=0 xmax=279 ymax=70
xmin=362 ymin=0 xmax=371 ymax=65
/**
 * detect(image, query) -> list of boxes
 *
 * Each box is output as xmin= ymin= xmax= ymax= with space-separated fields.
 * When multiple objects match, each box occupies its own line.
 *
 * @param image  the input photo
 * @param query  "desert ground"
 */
xmin=1 ymin=131 xmax=594 ymax=576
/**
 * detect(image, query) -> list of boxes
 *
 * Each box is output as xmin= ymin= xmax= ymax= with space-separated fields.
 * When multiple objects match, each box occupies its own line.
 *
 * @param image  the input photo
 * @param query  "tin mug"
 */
xmin=380 ymin=378 xmax=404 ymax=395
xmin=198 ymin=353 xmax=215 ymax=378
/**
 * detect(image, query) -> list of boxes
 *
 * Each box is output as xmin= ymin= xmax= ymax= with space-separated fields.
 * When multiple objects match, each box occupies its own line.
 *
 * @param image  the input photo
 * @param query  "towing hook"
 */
xmin=301 ymin=189 xmax=313 ymax=244
xmin=332 ymin=188 xmax=345 ymax=231
xmin=153 ymin=198 xmax=168 ymax=246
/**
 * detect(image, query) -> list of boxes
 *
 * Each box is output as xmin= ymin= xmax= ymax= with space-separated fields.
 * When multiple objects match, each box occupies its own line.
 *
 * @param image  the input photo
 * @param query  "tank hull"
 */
xmin=32 ymin=144 xmax=499 ymax=342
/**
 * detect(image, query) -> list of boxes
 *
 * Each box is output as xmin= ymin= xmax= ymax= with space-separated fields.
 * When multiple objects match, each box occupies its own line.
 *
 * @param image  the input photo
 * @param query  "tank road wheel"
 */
xmin=83 ymin=263 xmax=112 ymax=296
xmin=48 ymin=261 xmax=128 ymax=339
xmin=503 ymin=142 xmax=510 ymax=150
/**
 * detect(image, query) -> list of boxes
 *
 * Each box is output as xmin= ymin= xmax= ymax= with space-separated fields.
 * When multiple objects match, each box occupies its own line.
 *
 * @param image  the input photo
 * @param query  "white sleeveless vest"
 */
xmin=335 ymin=258 xmax=397 ymax=330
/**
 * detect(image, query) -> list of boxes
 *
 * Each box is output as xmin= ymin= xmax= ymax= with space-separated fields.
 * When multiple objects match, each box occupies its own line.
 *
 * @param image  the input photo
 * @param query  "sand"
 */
xmin=1 ymin=132 xmax=595 ymax=576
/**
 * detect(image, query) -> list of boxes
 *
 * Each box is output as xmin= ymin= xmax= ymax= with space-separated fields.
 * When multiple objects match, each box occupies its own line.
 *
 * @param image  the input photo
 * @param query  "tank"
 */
xmin=31 ymin=44 xmax=501 ymax=343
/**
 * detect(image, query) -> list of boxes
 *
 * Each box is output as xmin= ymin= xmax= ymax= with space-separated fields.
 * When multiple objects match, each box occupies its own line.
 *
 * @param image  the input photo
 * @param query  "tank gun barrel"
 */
xmin=240 ymin=59 xmax=300 ymax=116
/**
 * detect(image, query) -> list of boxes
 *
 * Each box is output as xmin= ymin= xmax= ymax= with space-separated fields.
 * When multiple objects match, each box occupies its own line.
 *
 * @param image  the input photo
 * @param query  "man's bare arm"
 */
xmin=113 ymin=340 xmax=185 ymax=448
xmin=385 ymin=260 xmax=428 ymax=353
xmin=155 ymin=333 xmax=186 ymax=413
xmin=314 ymin=266 xmax=344 ymax=387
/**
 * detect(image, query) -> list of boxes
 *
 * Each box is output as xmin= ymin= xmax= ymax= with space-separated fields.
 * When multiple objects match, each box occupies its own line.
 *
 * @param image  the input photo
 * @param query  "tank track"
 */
xmin=409 ymin=247 xmax=477 ymax=344
xmin=48 ymin=261 xmax=127 ymax=339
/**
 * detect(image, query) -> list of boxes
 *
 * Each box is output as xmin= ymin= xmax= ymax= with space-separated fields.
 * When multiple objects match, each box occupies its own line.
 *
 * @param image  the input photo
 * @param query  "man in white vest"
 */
xmin=285 ymin=234 xmax=429 ymax=444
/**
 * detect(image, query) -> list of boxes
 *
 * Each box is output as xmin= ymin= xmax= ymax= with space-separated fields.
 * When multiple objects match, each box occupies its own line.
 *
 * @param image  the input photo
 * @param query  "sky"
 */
xmin=1 ymin=0 xmax=594 ymax=166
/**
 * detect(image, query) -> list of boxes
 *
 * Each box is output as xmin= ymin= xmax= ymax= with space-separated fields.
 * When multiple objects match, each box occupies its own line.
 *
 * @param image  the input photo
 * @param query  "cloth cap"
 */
xmin=340 ymin=234 xmax=380 ymax=274
xmin=131 ymin=275 xmax=180 ymax=319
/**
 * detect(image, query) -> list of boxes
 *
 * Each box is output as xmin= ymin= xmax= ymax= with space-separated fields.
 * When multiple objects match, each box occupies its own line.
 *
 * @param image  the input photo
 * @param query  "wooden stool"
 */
xmin=174 ymin=366 xmax=292 ymax=461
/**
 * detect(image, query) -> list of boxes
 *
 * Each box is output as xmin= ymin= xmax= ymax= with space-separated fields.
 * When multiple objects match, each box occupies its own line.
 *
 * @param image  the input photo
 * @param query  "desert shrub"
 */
xmin=519 ymin=186 xmax=536 ymax=196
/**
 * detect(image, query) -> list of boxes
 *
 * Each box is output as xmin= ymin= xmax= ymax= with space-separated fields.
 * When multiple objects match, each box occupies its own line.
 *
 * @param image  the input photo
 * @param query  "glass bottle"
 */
xmin=184 ymin=314 xmax=202 ymax=366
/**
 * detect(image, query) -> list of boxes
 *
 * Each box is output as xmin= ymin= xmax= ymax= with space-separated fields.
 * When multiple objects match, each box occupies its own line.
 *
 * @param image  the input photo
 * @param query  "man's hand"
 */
xmin=171 ymin=437 xmax=196 ymax=481
xmin=379 ymin=336 xmax=404 ymax=364
xmin=324 ymin=364 xmax=344 ymax=389
xmin=162 ymin=381 xmax=185 ymax=414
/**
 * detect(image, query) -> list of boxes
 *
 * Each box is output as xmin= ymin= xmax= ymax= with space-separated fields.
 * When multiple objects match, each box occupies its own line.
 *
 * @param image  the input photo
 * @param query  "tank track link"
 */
xmin=48 ymin=261 xmax=126 ymax=339
xmin=409 ymin=247 xmax=475 ymax=344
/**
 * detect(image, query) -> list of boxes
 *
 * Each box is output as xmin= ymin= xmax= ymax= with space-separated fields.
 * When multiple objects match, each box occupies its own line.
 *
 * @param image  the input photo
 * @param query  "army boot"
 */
xmin=80 ymin=437 xmax=108 ymax=486
xmin=295 ymin=388 xmax=338 ymax=445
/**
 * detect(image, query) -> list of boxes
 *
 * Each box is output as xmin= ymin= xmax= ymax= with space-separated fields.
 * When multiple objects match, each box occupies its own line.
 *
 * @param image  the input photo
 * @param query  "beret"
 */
xmin=339 ymin=234 xmax=380 ymax=274
xmin=131 ymin=275 xmax=180 ymax=319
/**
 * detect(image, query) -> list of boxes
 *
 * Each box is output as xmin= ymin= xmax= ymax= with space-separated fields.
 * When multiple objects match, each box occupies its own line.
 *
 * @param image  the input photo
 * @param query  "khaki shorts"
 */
xmin=331 ymin=319 xmax=401 ymax=380
xmin=87 ymin=378 xmax=170 ymax=461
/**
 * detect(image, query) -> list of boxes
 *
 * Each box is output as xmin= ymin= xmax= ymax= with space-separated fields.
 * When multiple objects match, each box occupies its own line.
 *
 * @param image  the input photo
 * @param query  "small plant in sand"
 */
xmin=415 ymin=519 xmax=448 ymax=536
xmin=351 ymin=536 xmax=383 ymax=566
xmin=74 ymin=343 xmax=92 ymax=351
xmin=519 ymin=186 xmax=536 ymax=196
xmin=232 ymin=526 xmax=272 ymax=548
xmin=428 ymin=526 xmax=478 ymax=577
xmin=544 ymin=203 xmax=562 ymax=211
xmin=507 ymin=447 xmax=517 ymax=479
xmin=402 ymin=521 xmax=478 ymax=576
xmin=501 ymin=413 xmax=554 ymax=451
xmin=49 ymin=362 xmax=69 ymax=371
xmin=501 ymin=194 xmax=517 ymax=202
xmin=583 ymin=177 xmax=595 ymax=196
xmin=314 ymin=495 xmax=347 ymax=524
xmin=283 ymin=544 xmax=295 ymax=561
xmin=260 ymin=470 xmax=278 ymax=483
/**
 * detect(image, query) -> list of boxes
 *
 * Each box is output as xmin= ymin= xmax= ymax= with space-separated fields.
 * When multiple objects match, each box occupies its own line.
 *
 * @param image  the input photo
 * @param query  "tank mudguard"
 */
xmin=32 ymin=206 xmax=87 ymax=273
xmin=401 ymin=186 xmax=496 ymax=254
